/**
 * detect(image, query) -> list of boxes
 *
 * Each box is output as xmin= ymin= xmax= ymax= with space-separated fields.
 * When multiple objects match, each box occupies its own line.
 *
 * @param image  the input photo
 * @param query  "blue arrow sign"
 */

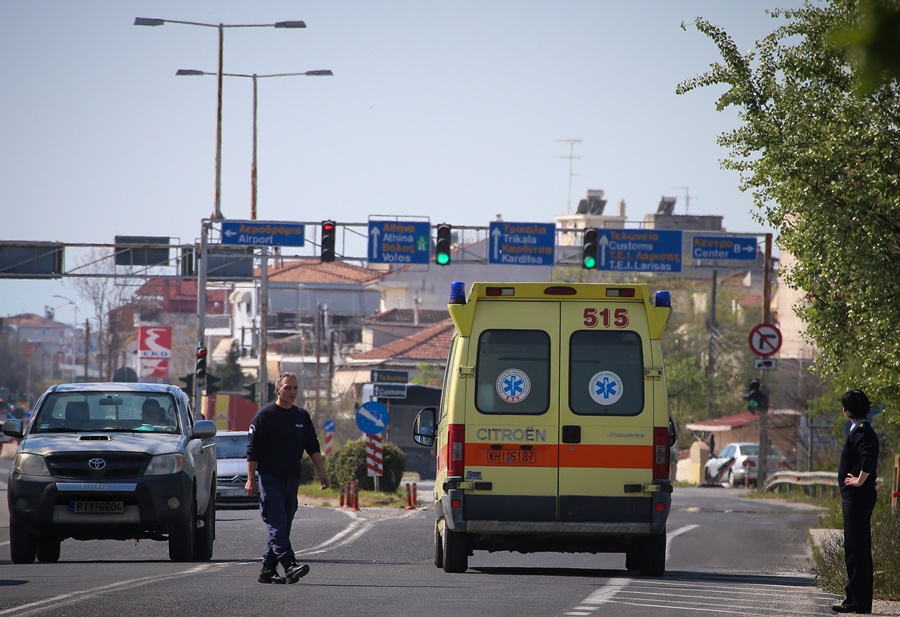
xmin=368 ymin=220 xmax=431 ymax=264
xmin=692 ymin=235 xmax=757 ymax=261
xmin=488 ymin=222 xmax=556 ymax=266
xmin=323 ymin=419 xmax=336 ymax=433
xmin=356 ymin=401 xmax=389 ymax=434
xmin=596 ymin=229 xmax=683 ymax=273
xmin=220 ymin=220 xmax=305 ymax=247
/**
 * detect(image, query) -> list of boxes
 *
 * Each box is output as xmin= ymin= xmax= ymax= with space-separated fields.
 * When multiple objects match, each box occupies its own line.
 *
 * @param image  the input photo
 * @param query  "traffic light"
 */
xmin=744 ymin=378 xmax=769 ymax=413
xmin=243 ymin=382 xmax=257 ymax=403
xmin=205 ymin=374 xmax=221 ymax=395
xmin=195 ymin=347 xmax=208 ymax=381
xmin=321 ymin=221 xmax=336 ymax=262
xmin=582 ymin=228 xmax=598 ymax=269
xmin=435 ymin=224 xmax=452 ymax=266
xmin=178 ymin=374 xmax=194 ymax=394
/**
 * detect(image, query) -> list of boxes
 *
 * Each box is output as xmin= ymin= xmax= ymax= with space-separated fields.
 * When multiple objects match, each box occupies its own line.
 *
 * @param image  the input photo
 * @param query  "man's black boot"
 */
xmin=280 ymin=558 xmax=310 ymax=584
xmin=259 ymin=563 xmax=287 ymax=584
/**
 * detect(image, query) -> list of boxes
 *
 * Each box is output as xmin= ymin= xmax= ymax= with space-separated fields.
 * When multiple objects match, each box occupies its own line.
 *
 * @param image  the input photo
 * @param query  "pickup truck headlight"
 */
xmin=145 ymin=453 xmax=185 ymax=476
xmin=14 ymin=453 xmax=50 ymax=476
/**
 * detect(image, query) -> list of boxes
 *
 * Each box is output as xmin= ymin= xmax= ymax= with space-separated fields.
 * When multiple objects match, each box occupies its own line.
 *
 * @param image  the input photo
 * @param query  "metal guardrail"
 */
xmin=763 ymin=470 xmax=838 ymax=493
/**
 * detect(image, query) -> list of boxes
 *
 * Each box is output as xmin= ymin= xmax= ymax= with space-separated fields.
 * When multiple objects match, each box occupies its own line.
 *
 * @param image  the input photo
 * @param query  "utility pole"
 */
xmin=555 ymin=139 xmax=582 ymax=214
xmin=758 ymin=233 xmax=774 ymax=489
xmin=706 ymin=270 xmax=718 ymax=418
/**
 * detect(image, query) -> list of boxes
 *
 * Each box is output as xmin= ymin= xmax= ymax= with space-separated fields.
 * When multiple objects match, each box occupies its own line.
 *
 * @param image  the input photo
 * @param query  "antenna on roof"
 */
xmin=555 ymin=139 xmax=582 ymax=214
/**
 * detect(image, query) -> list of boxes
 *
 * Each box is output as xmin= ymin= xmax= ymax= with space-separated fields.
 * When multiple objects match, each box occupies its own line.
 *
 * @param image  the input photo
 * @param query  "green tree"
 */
xmin=211 ymin=340 xmax=245 ymax=391
xmin=678 ymin=2 xmax=900 ymax=414
xmin=410 ymin=362 xmax=443 ymax=386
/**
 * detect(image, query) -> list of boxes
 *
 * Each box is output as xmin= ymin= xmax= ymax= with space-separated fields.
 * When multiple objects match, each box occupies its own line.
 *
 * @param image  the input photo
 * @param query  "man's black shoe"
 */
xmin=259 ymin=563 xmax=287 ymax=584
xmin=280 ymin=559 xmax=310 ymax=584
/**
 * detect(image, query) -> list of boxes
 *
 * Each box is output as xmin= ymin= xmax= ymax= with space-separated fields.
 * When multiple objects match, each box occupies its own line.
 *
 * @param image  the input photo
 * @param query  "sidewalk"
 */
xmin=809 ymin=528 xmax=900 ymax=615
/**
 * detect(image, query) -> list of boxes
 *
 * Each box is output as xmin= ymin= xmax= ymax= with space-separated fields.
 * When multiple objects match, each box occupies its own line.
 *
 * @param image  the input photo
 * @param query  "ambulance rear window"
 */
xmin=569 ymin=330 xmax=644 ymax=416
xmin=475 ymin=330 xmax=550 ymax=415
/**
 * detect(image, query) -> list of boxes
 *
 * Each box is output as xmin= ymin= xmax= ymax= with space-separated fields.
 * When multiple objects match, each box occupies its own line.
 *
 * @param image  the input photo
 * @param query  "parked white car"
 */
xmin=704 ymin=442 xmax=787 ymax=487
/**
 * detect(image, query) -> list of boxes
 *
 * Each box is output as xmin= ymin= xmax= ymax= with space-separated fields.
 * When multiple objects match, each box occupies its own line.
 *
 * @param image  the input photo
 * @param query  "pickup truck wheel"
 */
xmin=433 ymin=520 xmax=444 ymax=568
xmin=36 ymin=537 xmax=61 ymax=563
xmin=638 ymin=529 xmax=666 ymax=577
xmin=169 ymin=496 xmax=196 ymax=562
xmin=442 ymin=526 xmax=468 ymax=573
xmin=193 ymin=489 xmax=215 ymax=561
xmin=10 ymin=520 xmax=36 ymax=564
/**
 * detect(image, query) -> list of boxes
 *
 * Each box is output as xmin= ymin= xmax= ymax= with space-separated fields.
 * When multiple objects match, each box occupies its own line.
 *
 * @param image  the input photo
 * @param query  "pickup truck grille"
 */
xmin=46 ymin=452 xmax=151 ymax=479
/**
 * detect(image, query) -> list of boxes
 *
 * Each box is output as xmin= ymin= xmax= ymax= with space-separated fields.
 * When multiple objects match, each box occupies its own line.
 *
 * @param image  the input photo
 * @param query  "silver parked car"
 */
xmin=704 ymin=442 xmax=787 ymax=487
xmin=213 ymin=431 xmax=257 ymax=508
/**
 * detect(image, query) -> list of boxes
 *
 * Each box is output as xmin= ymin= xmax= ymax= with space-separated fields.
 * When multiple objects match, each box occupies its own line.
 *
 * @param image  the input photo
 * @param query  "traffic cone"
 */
xmin=404 ymin=483 xmax=414 ymax=510
xmin=350 ymin=481 xmax=359 ymax=512
xmin=339 ymin=482 xmax=348 ymax=508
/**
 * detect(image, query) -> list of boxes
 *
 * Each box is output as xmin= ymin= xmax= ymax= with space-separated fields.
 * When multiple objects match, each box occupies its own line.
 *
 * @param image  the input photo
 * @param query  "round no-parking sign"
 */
xmin=748 ymin=323 xmax=782 ymax=357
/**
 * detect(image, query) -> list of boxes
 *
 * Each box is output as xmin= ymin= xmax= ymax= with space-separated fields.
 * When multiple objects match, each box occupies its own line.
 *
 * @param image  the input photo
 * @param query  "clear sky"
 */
xmin=0 ymin=1 xmax=805 ymax=322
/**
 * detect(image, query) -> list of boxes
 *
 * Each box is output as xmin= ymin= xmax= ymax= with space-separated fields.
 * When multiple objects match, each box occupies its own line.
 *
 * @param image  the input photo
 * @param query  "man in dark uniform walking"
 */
xmin=245 ymin=372 xmax=330 ymax=584
xmin=832 ymin=389 xmax=879 ymax=614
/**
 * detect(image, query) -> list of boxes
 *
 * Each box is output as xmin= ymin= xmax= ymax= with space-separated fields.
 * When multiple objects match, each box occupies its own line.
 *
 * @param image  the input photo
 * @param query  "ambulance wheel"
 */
xmin=639 ymin=529 xmax=666 ymax=577
xmin=625 ymin=546 xmax=640 ymax=571
xmin=442 ymin=526 xmax=468 ymax=573
xmin=433 ymin=521 xmax=444 ymax=568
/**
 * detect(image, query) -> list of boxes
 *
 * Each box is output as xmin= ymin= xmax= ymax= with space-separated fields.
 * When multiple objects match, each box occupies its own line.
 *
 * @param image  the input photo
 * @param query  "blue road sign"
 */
xmin=323 ymin=419 xmax=336 ymax=433
xmin=371 ymin=369 xmax=409 ymax=384
xmin=221 ymin=220 xmax=305 ymax=247
xmin=374 ymin=384 xmax=407 ymax=399
xmin=692 ymin=235 xmax=757 ymax=261
xmin=596 ymin=229 xmax=683 ymax=273
xmin=488 ymin=222 xmax=556 ymax=266
xmin=368 ymin=220 xmax=431 ymax=264
xmin=356 ymin=401 xmax=389 ymax=434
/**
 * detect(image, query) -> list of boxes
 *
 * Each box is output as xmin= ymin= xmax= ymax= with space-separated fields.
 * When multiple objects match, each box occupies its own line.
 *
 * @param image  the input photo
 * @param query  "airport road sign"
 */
xmin=368 ymin=220 xmax=431 ymax=264
xmin=374 ymin=384 xmax=408 ymax=399
xmin=356 ymin=400 xmax=390 ymax=434
xmin=220 ymin=220 xmax=305 ymax=247
xmin=596 ymin=229 xmax=683 ymax=273
xmin=488 ymin=222 xmax=556 ymax=266
xmin=692 ymin=235 xmax=757 ymax=261
xmin=749 ymin=322 xmax=782 ymax=357
xmin=371 ymin=369 xmax=409 ymax=384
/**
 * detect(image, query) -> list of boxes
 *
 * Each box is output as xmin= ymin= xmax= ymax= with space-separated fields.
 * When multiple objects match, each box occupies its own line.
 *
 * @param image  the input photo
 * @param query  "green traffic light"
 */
xmin=436 ymin=253 xmax=450 ymax=266
xmin=583 ymin=256 xmax=597 ymax=269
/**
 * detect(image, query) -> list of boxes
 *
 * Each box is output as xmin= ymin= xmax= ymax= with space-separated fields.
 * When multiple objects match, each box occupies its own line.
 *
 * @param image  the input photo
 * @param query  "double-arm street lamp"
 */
xmin=176 ymin=69 xmax=333 ymax=221
xmin=134 ymin=17 xmax=308 ymax=220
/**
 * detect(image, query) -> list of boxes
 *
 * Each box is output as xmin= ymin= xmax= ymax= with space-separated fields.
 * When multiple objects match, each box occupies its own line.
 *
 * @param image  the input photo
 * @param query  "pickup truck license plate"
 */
xmin=70 ymin=501 xmax=125 ymax=514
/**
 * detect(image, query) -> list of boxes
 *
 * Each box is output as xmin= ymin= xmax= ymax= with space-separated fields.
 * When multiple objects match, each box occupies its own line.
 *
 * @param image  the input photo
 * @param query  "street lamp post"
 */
xmin=134 ymin=17 xmax=308 ymax=220
xmin=175 ymin=69 xmax=333 ymax=220
xmin=177 ymin=68 xmax=331 ymax=406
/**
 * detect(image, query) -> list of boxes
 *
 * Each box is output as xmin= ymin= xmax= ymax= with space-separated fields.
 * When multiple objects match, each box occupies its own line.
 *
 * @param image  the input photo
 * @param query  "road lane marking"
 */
xmin=0 ymin=563 xmax=227 ymax=617
xmin=666 ymin=523 xmax=699 ymax=561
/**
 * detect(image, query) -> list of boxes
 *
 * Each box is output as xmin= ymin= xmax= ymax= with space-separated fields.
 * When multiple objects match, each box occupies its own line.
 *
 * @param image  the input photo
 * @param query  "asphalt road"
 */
xmin=0 ymin=462 xmax=842 ymax=617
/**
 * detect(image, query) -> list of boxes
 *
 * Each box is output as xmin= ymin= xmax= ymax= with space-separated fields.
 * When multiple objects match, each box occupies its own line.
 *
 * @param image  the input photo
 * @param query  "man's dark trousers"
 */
xmin=842 ymin=491 xmax=876 ymax=612
xmin=258 ymin=473 xmax=301 ymax=565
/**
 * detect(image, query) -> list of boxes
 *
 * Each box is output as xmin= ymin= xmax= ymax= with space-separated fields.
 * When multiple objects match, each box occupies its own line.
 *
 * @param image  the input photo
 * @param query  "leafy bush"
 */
xmin=328 ymin=438 xmax=405 ymax=493
xmin=812 ymin=483 xmax=900 ymax=601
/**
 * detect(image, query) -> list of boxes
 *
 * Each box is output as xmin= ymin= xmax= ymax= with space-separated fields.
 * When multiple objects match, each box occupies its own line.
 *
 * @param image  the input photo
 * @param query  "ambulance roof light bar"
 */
xmin=449 ymin=281 xmax=467 ymax=305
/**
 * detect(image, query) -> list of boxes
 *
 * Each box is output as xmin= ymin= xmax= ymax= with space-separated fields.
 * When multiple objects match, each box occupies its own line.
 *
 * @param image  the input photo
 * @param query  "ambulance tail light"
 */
xmin=447 ymin=424 xmax=465 ymax=477
xmin=653 ymin=427 xmax=670 ymax=480
xmin=485 ymin=286 xmax=515 ymax=297
xmin=544 ymin=286 xmax=577 ymax=296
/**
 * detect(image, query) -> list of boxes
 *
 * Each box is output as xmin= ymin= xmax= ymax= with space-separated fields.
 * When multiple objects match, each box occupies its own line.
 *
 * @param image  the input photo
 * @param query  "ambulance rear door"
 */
xmin=557 ymin=298 xmax=655 ymax=523
xmin=464 ymin=299 xmax=560 ymax=523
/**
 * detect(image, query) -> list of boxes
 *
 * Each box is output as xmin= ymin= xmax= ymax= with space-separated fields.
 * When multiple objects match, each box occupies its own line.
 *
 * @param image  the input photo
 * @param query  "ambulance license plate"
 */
xmin=488 ymin=451 xmax=536 ymax=464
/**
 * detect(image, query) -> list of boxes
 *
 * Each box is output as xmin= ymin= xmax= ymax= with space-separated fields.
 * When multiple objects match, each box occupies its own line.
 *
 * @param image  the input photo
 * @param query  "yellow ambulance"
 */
xmin=413 ymin=281 xmax=675 ymax=576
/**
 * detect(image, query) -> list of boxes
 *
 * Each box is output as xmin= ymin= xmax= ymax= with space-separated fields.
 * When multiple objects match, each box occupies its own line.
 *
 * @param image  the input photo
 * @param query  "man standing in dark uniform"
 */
xmin=246 ymin=372 xmax=329 ymax=584
xmin=833 ymin=389 xmax=879 ymax=614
